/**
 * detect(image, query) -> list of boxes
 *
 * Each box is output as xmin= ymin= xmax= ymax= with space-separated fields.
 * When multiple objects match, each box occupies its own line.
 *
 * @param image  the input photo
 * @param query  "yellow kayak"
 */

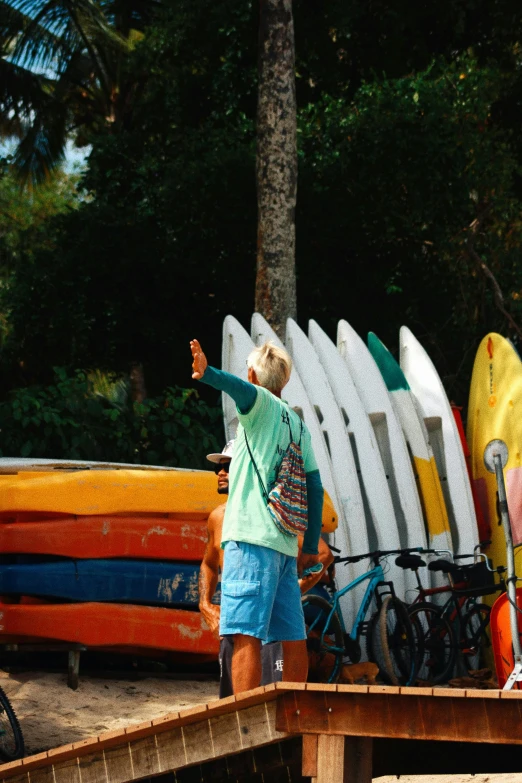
xmin=467 ymin=333 xmax=522 ymax=572
xmin=0 ymin=462 xmax=338 ymax=532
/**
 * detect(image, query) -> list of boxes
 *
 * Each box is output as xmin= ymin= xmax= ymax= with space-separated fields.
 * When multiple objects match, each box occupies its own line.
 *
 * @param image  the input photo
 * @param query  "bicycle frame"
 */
xmin=329 ymin=564 xmax=387 ymax=640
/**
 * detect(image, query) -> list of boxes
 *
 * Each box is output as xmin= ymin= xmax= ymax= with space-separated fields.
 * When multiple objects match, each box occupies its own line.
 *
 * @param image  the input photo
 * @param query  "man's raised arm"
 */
xmin=191 ymin=339 xmax=257 ymax=414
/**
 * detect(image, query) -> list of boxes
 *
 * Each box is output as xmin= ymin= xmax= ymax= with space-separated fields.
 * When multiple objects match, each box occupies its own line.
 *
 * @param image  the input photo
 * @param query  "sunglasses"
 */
xmin=213 ymin=461 xmax=231 ymax=475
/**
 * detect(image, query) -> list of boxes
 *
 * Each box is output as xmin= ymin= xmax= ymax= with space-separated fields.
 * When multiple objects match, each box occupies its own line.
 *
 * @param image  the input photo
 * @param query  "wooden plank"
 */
xmin=208 ymin=711 xmax=243 ymax=758
xmin=316 ymin=734 xmax=344 ymax=783
xmin=128 ymin=736 xmax=159 ymax=779
xmin=25 ymin=765 xmax=55 ymax=783
xmin=154 ymin=726 xmax=186 ymax=773
xmin=16 ymin=700 xmax=283 ymax=783
xmin=182 ymin=719 xmax=213 ymax=767
xmin=75 ymin=751 xmax=109 ymax=783
xmin=52 ymin=759 xmax=82 ymax=783
xmin=102 ymin=744 xmax=134 ymax=783
xmin=237 ymin=702 xmax=282 ymax=749
xmin=302 ymin=734 xmax=318 ymax=777
xmin=275 ymin=689 xmax=522 ymax=744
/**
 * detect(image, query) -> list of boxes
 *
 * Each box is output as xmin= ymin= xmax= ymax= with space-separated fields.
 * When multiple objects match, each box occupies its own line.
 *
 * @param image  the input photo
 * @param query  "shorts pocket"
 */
xmin=221 ymin=580 xmax=261 ymax=628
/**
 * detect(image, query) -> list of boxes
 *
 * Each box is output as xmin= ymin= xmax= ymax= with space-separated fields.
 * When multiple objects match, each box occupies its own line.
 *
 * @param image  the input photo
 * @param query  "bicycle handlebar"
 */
xmin=335 ymin=546 xmax=423 ymax=565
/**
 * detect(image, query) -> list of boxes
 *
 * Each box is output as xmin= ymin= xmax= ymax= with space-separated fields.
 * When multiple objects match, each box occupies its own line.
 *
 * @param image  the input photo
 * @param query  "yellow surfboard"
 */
xmin=0 ymin=464 xmax=338 ymax=532
xmin=467 ymin=333 xmax=522 ymax=572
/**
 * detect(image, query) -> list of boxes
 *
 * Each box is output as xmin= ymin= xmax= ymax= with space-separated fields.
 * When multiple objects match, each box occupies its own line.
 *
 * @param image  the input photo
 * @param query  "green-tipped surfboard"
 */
xmin=368 ymin=333 xmax=453 ymax=553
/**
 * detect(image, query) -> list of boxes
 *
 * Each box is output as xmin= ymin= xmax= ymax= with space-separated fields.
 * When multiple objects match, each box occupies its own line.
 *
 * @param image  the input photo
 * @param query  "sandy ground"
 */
xmin=0 ymin=669 xmax=219 ymax=756
xmin=1 ymin=671 xmax=521 ymax=783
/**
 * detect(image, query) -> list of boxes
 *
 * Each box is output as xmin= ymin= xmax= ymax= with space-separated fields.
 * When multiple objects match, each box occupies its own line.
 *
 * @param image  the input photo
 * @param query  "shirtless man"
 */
xmin=199 ymin=440 xmax=334 ymax=696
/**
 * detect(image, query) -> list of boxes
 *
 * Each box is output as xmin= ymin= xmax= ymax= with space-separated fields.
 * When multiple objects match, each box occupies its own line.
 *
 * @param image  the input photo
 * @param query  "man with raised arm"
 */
xmin=191 ymin=338 xmax=324 ymax=693
xmin=199 ymin=439 xmax=333 ymax=696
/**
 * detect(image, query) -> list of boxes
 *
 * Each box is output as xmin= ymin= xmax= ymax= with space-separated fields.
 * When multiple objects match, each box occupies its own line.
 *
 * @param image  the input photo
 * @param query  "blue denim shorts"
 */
xmin=219 ymin=540 xmax=306 ymax=642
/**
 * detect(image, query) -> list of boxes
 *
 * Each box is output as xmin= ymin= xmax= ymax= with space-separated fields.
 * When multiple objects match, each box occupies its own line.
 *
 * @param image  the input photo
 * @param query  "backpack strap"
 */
xmin=244 ymin=432 xmax=270 ymax=504
xmin=245 ymin=409 xmax=304 ymax=504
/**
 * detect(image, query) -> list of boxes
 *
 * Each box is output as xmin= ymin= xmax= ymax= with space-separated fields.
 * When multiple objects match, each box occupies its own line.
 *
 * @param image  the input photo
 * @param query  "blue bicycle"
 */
xmin=302 ymin=548 xmax=419 ymax=685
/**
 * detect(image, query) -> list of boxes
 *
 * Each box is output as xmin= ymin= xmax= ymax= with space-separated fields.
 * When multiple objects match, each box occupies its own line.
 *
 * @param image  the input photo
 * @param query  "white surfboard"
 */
xmin=337 ymin=320 xmax=429 ymax=591
xmin=367 ymin=332 xmax=453 ymax=556
xmin=286 ymin=318 xmax=400 ymax=618
xmin=308 ymin=320 xmax=415 ymax=595
xmin=400 ymin=326 xmax=479 ymax=555
xmin=251 ymin=313 xmax=357 ymax=623
xmin=222 ymin=315 xmax=256 ymax=441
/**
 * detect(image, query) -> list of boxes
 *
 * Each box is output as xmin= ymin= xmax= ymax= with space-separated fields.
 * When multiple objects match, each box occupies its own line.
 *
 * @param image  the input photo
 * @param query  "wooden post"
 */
xmin=68 ymin=649 xmax=80 ymax=690
xmin=302 ymin=734 xmax=318 ymax=777
xmin=305 ymin=734 xmax=373 ymax=783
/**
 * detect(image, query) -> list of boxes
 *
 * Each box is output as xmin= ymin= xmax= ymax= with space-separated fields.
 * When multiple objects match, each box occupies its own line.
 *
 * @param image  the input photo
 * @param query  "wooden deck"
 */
xmin=2 ymin=683 xmax=522 ymax=783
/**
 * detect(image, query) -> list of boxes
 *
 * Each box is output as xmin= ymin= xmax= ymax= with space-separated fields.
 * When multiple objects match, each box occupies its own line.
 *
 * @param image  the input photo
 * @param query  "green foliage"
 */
xmin=0 ymin=368 xmax=223 ymax=469
xmin=0 ymin=161 xmax=81 ymax=271
xmin=3 ymin=0 xmax=522 ymax=407
xmin=295 ymin=55 xmax=522 ymax=397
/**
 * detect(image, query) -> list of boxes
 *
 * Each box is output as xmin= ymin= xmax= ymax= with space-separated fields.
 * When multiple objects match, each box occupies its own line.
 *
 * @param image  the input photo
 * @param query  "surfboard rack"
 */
xmin=484 ymin=439 xmax=522 ymax=690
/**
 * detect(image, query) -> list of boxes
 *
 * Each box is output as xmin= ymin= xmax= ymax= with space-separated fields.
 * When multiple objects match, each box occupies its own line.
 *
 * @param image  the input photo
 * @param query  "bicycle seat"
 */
xmin=395 ymin=555 xmax=426 ymax=570
xmin=428 ymin=559 xmax=460 ymax=575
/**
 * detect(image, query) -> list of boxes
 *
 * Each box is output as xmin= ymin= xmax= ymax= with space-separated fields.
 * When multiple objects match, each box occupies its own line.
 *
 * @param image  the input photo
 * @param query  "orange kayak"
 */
xmin=490 ymin=588 xmax=522 ymax=688
xmin=0 ymin=516 xmax=208 ymax=560
xmin=0 ymin=602 xmax=219 ymax=655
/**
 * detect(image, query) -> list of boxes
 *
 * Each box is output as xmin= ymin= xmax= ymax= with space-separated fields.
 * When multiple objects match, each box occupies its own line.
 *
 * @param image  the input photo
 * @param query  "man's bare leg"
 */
xmin=282 ymin=640 xmax=308 ymax=682
xmin=231 ymin=634 xmax=262 ymax=693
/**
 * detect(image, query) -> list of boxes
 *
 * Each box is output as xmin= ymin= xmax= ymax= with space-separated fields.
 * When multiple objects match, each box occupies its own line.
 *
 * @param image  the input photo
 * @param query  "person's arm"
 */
xmin=299 ymin=535 xmax=334 ymax=594
xmin=199 ymin=366 xmax=257 ymax=414
xmin=198 ymin=508 xmax=222 ymax=637
xmin=191 ymin=339 xmax=257 ymax=414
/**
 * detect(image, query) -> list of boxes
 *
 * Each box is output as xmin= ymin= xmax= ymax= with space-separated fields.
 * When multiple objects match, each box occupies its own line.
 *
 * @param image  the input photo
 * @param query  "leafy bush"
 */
xmin=0 ymin=369 xmax=223 ymax=469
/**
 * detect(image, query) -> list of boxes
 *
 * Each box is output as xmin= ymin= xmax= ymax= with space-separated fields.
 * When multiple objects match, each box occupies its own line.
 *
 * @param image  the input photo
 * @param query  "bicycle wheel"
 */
xmin=371 ymin=596 xmax=417 ymax=685
xmin=301 ymin=594 xmax=344 ymax=683
xmin=408 ymin=602 xmax=456 ymax=685
xmin=0 ymin=686 xmax=24 ymax=761
xmin=462 ymin=602 xmax=491 ymax=672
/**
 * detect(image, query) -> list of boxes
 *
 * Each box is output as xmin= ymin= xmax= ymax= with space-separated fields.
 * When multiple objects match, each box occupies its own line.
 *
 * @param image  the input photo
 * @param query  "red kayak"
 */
xmin=0 ymin=516 xmax=207 ymax=560
xmin=0 ymin=601 xmax=219 ymax=655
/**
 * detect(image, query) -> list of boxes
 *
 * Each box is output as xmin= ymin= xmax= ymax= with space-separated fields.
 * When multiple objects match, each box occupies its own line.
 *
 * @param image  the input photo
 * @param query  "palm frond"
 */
xmin=5 ymin=0 xmax=129 ymax=82
xmin=0 ymin=58 xmax=52 ymax=138
xmin=11 ymin=94 xmax=68 ymax=185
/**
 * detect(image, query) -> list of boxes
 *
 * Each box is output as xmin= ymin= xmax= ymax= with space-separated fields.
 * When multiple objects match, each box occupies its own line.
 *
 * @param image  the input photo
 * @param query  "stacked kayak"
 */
xmin=0 ymin=463 xmax=220 ymax=657
xmin=0 ymin=460 xmax=338 ymax=658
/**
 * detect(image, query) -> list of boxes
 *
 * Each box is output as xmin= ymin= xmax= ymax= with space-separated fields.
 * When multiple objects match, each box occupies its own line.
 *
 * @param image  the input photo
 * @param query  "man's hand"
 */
xmin=190 ymin=339 xmax=208 ymax=380
xmin=297 ymin=552 xmax=320 ymax=577
xmin=200 ymin=603 xmax=221 ymax=637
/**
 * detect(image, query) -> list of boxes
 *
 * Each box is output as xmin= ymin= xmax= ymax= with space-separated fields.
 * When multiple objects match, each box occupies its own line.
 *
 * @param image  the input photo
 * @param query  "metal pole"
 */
xmin=494 ymin=453 xmax=522 ymax=663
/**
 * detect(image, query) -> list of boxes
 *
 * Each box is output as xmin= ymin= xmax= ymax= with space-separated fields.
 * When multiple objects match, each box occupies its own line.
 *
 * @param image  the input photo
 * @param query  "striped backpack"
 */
xmin=245 ymin=417 xmax=308 ymax=537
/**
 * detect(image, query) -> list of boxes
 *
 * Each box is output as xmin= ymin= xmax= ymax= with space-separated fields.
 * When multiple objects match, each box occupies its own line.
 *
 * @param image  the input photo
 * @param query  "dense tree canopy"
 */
xmin=2 ymin=0 xmax=522 ymax=446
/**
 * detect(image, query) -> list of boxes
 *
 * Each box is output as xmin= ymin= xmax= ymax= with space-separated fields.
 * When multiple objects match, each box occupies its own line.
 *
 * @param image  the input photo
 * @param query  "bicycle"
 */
xmin=0 ymin=685 xmax=24 ymax=761
xmin=302 ymin=548 xmax=419 ymax=685
xmin=396 ymin=546 xmax=504 ymax=684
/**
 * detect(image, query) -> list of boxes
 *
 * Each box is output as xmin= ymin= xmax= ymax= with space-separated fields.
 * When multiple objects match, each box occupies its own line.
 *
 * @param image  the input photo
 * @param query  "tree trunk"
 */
xmin=129 ymin=362 xmax=147 ymax=403
xmin=255 ymin=0 xmax=297 ymax=340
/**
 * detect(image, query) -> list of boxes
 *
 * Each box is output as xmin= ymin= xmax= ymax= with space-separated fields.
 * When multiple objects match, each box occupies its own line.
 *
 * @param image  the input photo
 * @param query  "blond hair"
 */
xmin=247 ymin=341 xmax=292 ymax=392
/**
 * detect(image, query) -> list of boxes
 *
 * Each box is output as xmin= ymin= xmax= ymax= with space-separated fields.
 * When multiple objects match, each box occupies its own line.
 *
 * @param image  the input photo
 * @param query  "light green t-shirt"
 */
xmin=222 ymin=386 xmax=318 ymax=557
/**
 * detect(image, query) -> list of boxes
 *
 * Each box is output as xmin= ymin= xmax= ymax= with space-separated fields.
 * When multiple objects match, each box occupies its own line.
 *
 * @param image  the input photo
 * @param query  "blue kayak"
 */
xmin=0 ymin=559 xmax=220 ymax=607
